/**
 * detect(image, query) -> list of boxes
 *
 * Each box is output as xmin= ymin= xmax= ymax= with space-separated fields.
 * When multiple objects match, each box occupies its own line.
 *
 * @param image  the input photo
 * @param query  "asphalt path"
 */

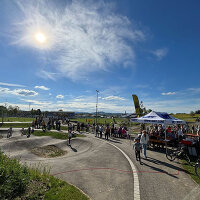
xmin=0 ymin=130 xmax=200 ymax=200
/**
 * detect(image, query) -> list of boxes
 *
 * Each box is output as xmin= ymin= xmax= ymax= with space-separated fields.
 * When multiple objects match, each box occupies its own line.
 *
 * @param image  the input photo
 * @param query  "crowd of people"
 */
xmin=140 ymin=123 xmax=200 ymax=141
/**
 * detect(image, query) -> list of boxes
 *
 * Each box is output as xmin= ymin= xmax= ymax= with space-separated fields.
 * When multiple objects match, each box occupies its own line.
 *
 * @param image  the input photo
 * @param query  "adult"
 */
xmin=96 ymin=125 xmax=99 ymax=137
xmin=118 ymin=127 xmax=122 ymax=138
xmin=99 ymin=125 xmax=103 ymax=138
xmin=140 ymin=130 xmax=149 ymax=159
xmin=105 ymin=125 xmax=110 ymax=140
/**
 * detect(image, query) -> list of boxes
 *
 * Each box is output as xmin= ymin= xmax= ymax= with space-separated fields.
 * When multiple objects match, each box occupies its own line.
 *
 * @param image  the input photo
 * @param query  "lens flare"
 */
xmin=35 ymin=32 xmax=47 ymax=43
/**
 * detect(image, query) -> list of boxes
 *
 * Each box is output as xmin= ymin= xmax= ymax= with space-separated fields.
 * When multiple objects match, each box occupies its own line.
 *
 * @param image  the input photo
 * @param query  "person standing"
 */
xmin=133 ymin=138 xmax=142 ymax=164
xmin=99 ymin=125 xmax=103 ymax=138
xmin=68 ymin=129 xmax=72 ymax=146
xmin=140 ymin=130 xmax=149 ymax=159
xmin=105 ymin=125 xmax=110 ymax=140
xmin=96 ymin=124 xmax=99 ymax=137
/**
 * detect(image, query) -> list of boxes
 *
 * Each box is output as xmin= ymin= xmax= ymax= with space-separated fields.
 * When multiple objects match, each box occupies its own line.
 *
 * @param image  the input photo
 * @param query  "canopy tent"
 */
xmin=131 ymin=111 xmax=186 ymax=150
xmin=130 ymin=111 xmax=186 ymax=125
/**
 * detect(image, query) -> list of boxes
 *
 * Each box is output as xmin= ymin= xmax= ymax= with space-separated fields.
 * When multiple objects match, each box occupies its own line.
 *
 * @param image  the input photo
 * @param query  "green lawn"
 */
xmin=70 ymin=117 xmax=136 ymax=127
xmin=32 ymin=130 xmax=85 ymax=140
xmin=3 ymin=117 xmax=34 ymax=122
xmin=181 ymin=158 xmax=200 ymax=186
xmin=0 ymin=151 xmax=89 ymax=200
xmin=172 ymin=114 xmax=200 ymax=123
xmin=1 ymin=123 xmax=32 ymax=128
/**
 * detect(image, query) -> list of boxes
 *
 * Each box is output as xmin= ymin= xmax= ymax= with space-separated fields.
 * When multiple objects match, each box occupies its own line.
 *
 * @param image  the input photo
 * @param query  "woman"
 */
xmin=140 ymin=130 xmax=149 ymax=159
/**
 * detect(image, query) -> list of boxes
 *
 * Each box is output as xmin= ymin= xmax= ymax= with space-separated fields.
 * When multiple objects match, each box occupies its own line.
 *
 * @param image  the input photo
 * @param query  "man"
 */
xmin=105 ymin=125 xmax=110 ymax=140
xmin=140 ymin=130 xmax=149 ymax=159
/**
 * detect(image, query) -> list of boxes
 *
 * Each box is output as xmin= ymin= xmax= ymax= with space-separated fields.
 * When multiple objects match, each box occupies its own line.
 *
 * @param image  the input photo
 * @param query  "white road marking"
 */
xmin=95 ymin=137 xmax=140 ymax=200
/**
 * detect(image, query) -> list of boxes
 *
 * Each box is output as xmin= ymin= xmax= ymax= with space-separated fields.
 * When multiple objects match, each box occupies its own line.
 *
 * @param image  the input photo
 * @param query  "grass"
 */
xmin=32 ymin=130 xmax=85 ymax=140
xmin=0 ymin=151 xmax=89 ymax=200
xmin=181 ymin=157 xmax=200 ymax=186
xmin=3 ymin=117 xmax=34 ymax=122
xmin=172 ymin=114 xmax=200 ymax=123
xmin=70 ymin=117 xmax=137 ymax=127
xmin=61 ymin=126 xmax=68 ymax=131
xmin=0 ymin=123 xmax=32 ymax=128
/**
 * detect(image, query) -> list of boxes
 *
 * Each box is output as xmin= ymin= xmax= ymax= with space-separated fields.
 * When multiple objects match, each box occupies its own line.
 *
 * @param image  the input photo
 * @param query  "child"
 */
xmin=68 ymin=130 xmax=72 ymax=146
xmin=133 ymin=138 xmax=142 ymax=164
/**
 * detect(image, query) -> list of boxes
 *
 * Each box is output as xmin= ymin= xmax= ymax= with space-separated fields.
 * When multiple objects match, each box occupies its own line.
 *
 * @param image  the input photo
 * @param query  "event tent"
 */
xmin=130 ymin=111 xmax=186 ymax=125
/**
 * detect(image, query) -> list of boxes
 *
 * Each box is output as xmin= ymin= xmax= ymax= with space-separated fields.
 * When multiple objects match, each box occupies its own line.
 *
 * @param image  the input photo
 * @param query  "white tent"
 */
xmin=131 ymin=111 xmax=186 ymax=145
xmin=130 ymin=111 xmax=186 ymax=125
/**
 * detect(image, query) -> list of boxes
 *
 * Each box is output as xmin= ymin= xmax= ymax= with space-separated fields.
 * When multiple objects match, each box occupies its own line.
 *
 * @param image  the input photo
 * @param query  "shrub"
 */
xmin=0 ymin=152 xmax=30 ymax=199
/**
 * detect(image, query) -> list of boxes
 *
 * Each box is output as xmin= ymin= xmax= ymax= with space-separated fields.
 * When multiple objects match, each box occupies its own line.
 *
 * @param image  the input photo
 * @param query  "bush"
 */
xmin=0 ymin=151 xmax=89 ymax=200
xmin=0 ymin=151 xmax=30 ymax=199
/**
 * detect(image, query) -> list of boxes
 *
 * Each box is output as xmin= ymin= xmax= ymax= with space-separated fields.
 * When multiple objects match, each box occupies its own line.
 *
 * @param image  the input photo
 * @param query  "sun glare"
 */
xmin=35 ymin=32 xmax=47 ymax=43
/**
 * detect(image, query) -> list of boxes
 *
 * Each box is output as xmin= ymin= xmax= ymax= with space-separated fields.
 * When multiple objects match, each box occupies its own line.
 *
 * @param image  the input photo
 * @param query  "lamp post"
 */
xmin=96 ymin=90 xmax=99 ymax=125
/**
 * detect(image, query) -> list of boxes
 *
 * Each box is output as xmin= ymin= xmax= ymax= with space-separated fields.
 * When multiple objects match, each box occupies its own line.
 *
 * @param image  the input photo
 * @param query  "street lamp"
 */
xmin=96 ymin=90 xmax=99 ymax=125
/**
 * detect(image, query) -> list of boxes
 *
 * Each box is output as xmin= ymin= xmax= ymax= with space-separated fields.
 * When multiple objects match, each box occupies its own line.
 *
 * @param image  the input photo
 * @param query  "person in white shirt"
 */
xmin=140 ymin=130 xmax=149 ymax=159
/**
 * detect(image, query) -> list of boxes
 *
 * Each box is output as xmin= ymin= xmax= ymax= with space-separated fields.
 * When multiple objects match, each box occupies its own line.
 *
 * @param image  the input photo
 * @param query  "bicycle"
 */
xmin=166 ymin=145 xmax=190 ymax=164
xmin=195 ymin=156 xmax=200 ymax=178
xmin=7 ymin=128 xmax=12 ymax=138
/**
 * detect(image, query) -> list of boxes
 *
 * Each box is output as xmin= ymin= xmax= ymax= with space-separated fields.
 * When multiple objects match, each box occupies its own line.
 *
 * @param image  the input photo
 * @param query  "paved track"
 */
xmin=0 ymin=131 xmax=200 ymax=200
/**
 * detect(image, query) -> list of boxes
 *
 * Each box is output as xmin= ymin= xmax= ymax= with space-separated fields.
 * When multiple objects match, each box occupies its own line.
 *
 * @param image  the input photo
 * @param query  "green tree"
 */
xmin=190 ymin=111 xmax=195 ymax=117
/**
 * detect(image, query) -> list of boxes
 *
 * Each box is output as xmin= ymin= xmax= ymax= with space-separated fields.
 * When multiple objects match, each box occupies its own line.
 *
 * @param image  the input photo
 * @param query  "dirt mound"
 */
xmin=31 ymin=145 xmax=66 ymax=158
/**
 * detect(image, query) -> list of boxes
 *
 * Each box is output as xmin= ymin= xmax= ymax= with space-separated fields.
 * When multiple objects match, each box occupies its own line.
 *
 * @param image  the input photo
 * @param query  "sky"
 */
xmin=0 ymin=0 xmax=200 ymax=113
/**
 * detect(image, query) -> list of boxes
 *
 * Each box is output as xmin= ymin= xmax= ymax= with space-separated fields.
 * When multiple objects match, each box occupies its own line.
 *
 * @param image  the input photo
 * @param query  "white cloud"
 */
xmin=56 ymin=94 xmax=64 ymax=99
xmin=34 ymin=85 xmax=50 ymax=90
xmin=0 ymin=87 xmax=38 ymax=96
xmin=102 ymin=95 xmax=125 ymax=101
xmin=0 ymin=82 xmax=25 ymax=87
xmin=11 ymin=0 xmax=145 ymax=80
xmin=151 ymin=48 xmax=168 ymax=60
xmin=21 ymin=99 xmax=51 ymax=105
xmin=161 ymin=92 xmax=176 ymax=96
xmin=12 ymin=89 xmax=38 ymax=96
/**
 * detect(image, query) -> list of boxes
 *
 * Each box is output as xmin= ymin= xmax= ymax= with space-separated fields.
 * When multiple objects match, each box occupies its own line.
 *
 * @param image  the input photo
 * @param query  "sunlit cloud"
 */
xmin=102 ymin=95 xmax=125 ymax=101
xmin=161 ymin=92 xmax=176 ymax=96
xmin=0 ymin=87 xmax=38 ymax=96
xmin=21 ymin=99 xmax=51 ymax=105
xmin=56 ymin=94 xmax=64 ymax=99
xmin=10 ymin=0 xmax=145 ymax=80
xmin=34 ymin=85 xmax=50 ymax=90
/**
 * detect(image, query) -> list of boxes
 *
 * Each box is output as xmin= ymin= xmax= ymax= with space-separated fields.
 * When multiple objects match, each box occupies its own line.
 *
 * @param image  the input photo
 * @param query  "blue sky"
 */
xmin=0 ymin=0 xmax=200 ymax=113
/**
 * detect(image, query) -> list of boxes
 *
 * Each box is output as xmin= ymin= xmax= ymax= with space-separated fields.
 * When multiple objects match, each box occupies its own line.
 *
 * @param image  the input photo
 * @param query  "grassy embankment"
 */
xmin=0 ymin=151 xmax=89 ymax=200
xmin=181 ymin=158 xmax=200 ymax=186
xmin=32 ymin=130 xmax=85 ymax=140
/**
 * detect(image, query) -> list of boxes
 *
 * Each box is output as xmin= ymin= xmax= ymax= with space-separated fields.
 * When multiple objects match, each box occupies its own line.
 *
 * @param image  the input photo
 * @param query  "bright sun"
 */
xmin=35 ymin=32 xmax=47 ymax=43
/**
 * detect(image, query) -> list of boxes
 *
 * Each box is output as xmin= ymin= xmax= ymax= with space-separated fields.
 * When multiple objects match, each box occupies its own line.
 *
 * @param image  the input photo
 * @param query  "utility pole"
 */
xmin=96 ymin=90 xmax=99 ymax=125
